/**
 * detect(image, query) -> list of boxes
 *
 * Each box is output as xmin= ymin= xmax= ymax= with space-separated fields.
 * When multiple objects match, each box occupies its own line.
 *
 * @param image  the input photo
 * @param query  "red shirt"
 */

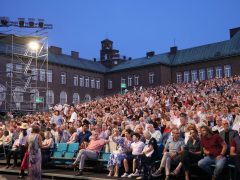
xmin=201 ymin=134 xmax=224 ymax=157
xmin=231 ymin=139 xmax=238 ymax=154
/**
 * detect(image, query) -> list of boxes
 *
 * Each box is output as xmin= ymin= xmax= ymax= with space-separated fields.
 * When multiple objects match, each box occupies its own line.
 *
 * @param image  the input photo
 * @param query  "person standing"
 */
xmin=198 ymin=126 xmax=227 ymax=180
xmin=27 ymin=125 xmax=43 ymax=180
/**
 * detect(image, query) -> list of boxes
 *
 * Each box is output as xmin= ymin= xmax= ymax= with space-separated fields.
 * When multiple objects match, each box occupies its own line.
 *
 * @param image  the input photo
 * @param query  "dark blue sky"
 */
xmin=1 ymin=0 xmax=240 ymax=60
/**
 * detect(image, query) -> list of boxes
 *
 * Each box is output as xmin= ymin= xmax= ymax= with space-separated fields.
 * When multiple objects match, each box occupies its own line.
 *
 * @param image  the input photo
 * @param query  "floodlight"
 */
xmin=38 ymin=19 xmax=44 ymax=28
xmin=0 ymin=17 xmax=9 ymax=26
xmin=18 ymin=18 xmax=25 ymax=27
xmin=28 ymin=41 xmax=39 ymax=51
xmin=28 ymin=18 xmax=35 ymax=28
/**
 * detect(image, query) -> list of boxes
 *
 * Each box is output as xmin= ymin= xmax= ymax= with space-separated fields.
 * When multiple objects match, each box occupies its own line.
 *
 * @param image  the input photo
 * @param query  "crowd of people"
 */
xmin=1 ymin=75 xmax=240 ymax=180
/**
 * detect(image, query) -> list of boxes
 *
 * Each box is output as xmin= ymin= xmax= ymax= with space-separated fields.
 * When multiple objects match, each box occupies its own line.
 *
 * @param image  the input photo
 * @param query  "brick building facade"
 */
xmin=0 ymin=27 xmax=240 ymax=112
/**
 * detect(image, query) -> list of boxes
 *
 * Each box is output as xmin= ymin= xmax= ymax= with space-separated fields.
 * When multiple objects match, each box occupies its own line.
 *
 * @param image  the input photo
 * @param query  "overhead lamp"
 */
xmin=28 ymin=18 xmax=35 ymax=28
xmin=18 ymin=18 xmax=25 ymax=27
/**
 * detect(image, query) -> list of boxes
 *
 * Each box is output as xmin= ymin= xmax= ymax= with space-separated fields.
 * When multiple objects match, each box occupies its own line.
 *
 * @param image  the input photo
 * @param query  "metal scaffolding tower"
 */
xmin=0 ymin=17 xmax=52 ymax=113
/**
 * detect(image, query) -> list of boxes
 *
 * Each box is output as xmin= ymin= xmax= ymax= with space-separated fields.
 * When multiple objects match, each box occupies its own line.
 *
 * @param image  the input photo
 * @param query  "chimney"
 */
xmin=71 ymin=51 xmax=79 ymax=59
xmin=146 ymin=51 xmax=155 ymax=58
xmin=170 ymin=46 xmax=178 ymax=55
xmin=123 ymin=56 xmax=126 ymax=60
xmin=128 ymin=57 xmax=132 ymax=60
xmin=49 ymin=46 xmax=62 ymax=55
xmin=230 ymin=27 xmax=240 ymax=39
xmin=93 ymin=58 xmax=96 ymax=62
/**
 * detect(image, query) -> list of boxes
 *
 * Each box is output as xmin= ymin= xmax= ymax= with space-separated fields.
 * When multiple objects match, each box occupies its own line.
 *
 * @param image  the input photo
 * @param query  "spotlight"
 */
xmin=18 ymin=18 xmax=25 ymax=27
xmin=28 ymin=18 xmax=35 ymax=28
xmin=38 ymin=19 xmax=44 ymax=28
xmin=0 ymin=17 xmax=9 ymax=26
xmin=28 ymin=41 xmax=39 ymax=51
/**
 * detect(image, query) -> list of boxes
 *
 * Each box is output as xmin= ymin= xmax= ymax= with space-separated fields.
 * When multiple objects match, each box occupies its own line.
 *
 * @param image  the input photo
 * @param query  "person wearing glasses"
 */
xmin=73 ymin=131 xmax=109 ymax=176
xmin=219 ymin=120 xmax=237 ymax=155
xmin=152 ymin=127 xmax=184 ymax=180
xmin=170 ymin=128 xmax=202 ymax=180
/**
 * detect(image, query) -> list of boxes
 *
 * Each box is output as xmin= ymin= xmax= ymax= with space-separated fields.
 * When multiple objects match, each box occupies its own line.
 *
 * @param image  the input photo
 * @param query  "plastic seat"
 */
xmin=64 ymin=143 xmax=79 ymax=165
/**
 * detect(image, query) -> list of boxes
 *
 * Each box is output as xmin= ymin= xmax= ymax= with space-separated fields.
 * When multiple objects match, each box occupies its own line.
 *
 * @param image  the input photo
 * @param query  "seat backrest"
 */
xmin=57 ymin=143 xmax=67 ymax=152
xmin=101 ymin=152 xmax=110 ymax=161
xmin=67 ymin=143 xmax=79 ymax=153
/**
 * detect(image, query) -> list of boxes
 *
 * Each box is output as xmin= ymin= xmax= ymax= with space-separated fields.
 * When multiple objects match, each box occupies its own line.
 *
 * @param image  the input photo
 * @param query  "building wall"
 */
xmin=171 ymin=56 xmax=240 ymax=83
xmin=104 ymin=64 xmax=171 ymax=95
xmin=1 ymin=50 xmax=240 ymax=112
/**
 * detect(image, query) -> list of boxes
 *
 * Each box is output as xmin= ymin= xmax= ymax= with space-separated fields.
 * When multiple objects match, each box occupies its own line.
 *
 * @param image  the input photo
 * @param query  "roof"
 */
xmin=171 ymin=31 xmax=240 ymax=65
xmin=48 ymin=53 xmax=107 ymax=73
xmin=1 ymin=31 xmax=240 ymax=73
xmin=101 ymin=39 xmax=113 ymax=43
xmin=108 ymin=53 xmax=172 ymax=72
xmin=107 ymin=30 xmax=240 ymax=72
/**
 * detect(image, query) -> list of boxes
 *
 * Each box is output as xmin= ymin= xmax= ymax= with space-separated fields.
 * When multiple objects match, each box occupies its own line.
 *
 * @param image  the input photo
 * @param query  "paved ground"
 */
xmin=0 ymin=174 xmax=52 ymax=180
xmin=0 ymin=159 xmax=232 ymax=180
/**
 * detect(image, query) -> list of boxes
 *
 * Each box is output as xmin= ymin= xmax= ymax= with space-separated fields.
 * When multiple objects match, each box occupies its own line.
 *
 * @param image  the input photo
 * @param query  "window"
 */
xmin=183 ymin=71 xmax=190 ymax=83
xmin=224 ymin=65 xmax=231 ymax=77
xmin=47 ymin=70 xmax=52 ymax=83
xmin=207 ymin=67 xmax=214 ymax=79
xmin=108 ymin=80 xmax=112 ymax=89
xmin=191 ymin=70 xmax=198 ymax=82
xmin=13 ymin=86 xmax=24 ymax=103
xmin=46 ymin=90 xmax=54 ymax=105
xmin=6 ymin=63 xmax=13 ymax=77
xmin=176 ymin=72 xmax=182 ymax=84
xmin=73 ymin=93 xmax=80 ymax=104
xmin=32 ymin=68 xmax=38 ymax=80
xmin=199 ymin=69 xmax=205 ymax=81
xmin=134 ymin=74 xmax=139 ymax=86
xmin=15 ymin=64 xmax=22 ymax=73
xmin=60 ymin=91 xmax=67 ymax=104
xmin=85 ymin=76 xmax=89 ymax=88
xmin=91 ymin=78 xmax=95 ymax=88
xmin=215 ymin=66 xmax=222 ymax=78
xmin=0 ymin=84 xmax=6 ymax=101
xmin=79 ymin=76 xmax=84 ymax=87
xmin=30 ymin=89 xmax=39 ymax=103
xmin=128 ymin=76 xmax=132 ymax=87
xmin=121 ymin=77 xmax=126 ymax=85
xmin=39 ymin=69 xmax=45 ymax=81
xmin=149 ymin=72 xmax=154 ymax=84
xmin=61 ymin=72 xmax=66 ymax=84
xmin=84 ymin=94 xmax=91 ymax=102
xmin=96 ymin=79 xmax=100 ymax=89
xmin=73 ymin=75 xmax=78 ymax=86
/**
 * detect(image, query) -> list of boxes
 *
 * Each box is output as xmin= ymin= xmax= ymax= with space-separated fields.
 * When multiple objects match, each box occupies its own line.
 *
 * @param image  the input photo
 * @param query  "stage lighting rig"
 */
xmin=0 ymin=17 xmax=9 ymax=26
xmin=0 ymin=16 xmax=53 ymax=29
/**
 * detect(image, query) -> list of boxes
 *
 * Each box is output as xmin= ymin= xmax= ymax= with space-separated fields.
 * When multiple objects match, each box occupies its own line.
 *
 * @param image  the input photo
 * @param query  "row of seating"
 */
xmin=51 ymin=143 xmax=111 ymax=167
xmin=50 ymin=142 xmax=237 ymax=179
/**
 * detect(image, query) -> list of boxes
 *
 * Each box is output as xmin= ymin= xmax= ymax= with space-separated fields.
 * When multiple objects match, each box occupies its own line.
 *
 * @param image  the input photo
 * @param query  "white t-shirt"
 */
xmin=150 ymin=130 xmax=162 ymax=142
xmin=69 ymin=112 xmax=77 ymax=122
xmin=131 ymin=141 xmax=145 ymax=155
